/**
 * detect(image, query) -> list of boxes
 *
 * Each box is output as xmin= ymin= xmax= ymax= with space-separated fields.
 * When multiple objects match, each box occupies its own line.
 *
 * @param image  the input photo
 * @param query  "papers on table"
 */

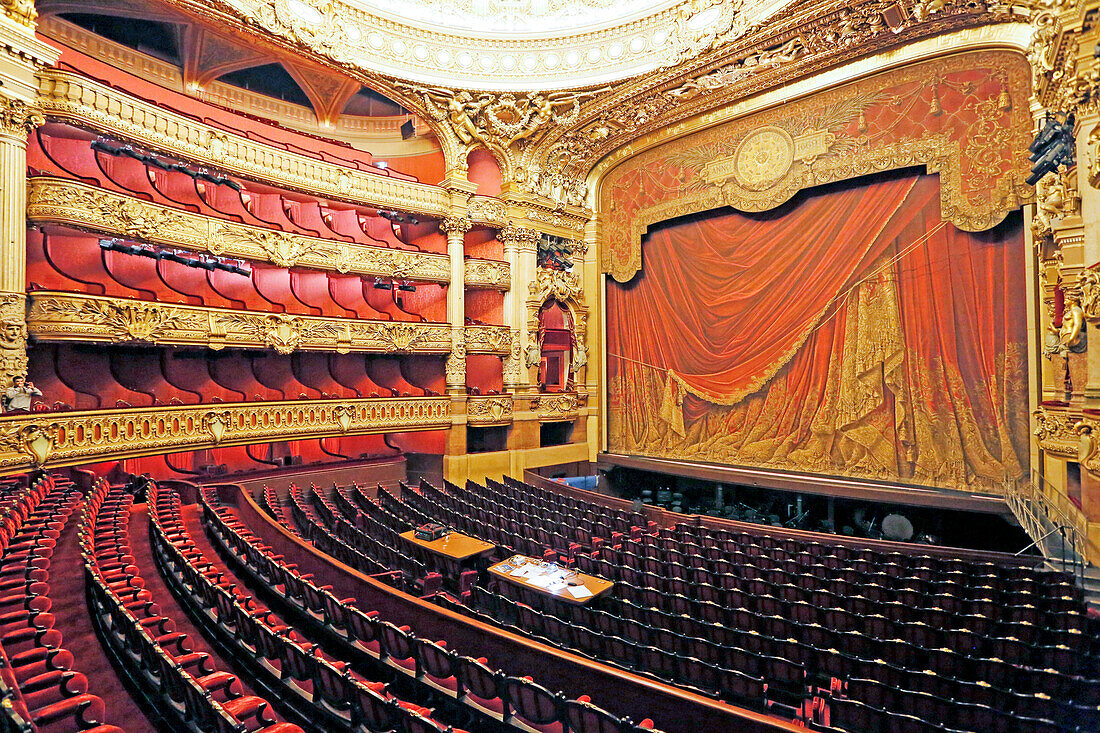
xmin=501 ymin=557 xmax=581 ymax=594
xmin=567 ymin=585 xmax=593 ymax=599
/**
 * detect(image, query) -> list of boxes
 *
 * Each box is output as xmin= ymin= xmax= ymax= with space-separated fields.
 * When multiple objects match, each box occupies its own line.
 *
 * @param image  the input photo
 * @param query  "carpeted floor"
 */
xmin=47 ymin=500 xmax=159 ymax=733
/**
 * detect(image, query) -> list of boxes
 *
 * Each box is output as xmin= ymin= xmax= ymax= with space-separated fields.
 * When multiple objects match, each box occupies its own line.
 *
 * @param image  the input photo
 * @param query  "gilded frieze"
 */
xmin=36 ymin=69 xmax=454 ymax=216
xmin=598 ymin=51 xmax=1035 ymax=282
xmin=464 ymin=325 xmax=512 ymax=354
xmin=1034 ymin=406 xmax=1083 ymax=459
xmin=26 ymin=177 xmax=453 ymax=282
xmin=463 ymin=258 xmax=511 ymax=290
xmin=466 ymin=395 xmax=514 ymax=426
xmin=27 ymin=292 xmax=453 ymax=354
xmin=0 ymin=397 xmax=451 ymax=471
xmin=531 ymin=392 xmax=580 ymax=422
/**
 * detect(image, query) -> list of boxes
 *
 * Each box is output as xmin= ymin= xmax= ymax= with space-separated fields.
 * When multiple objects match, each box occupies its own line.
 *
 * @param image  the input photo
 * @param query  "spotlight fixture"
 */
xmin=400 ymin=119 xmax=415 ymax=140
xmin=397 ymin=282 xmax=416 ymax=292
xmin=1027 ymin=112 xmax=1076 ymax=186
xmin=373 ymin=279 xmax=393 ymax=290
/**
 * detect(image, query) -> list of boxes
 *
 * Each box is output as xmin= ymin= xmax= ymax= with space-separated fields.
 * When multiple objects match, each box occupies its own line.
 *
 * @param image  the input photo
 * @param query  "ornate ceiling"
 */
xmin=217 ymin=0 xmax=798 ymax=90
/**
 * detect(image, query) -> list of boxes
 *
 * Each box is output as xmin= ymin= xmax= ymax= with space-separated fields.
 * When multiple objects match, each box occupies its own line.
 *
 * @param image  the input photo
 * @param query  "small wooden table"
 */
xmin=399 ymin=529 xmax=496 ymax=561
xmin=489 ymin=555 xmax=614 ymax=605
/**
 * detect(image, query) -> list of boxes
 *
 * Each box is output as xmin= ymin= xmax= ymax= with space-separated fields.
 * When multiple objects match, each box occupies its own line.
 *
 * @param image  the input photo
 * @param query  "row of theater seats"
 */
xmin=55 ymin=61 xmax=417 ymax=180
xmin=29 ymin=128 xmax=442 ymax=252
xmin=26 ymin=345 xmax=444 ymax=411
xmin=204 ymin=483 xmax=664 ymax=733
xmin=309 ymin=484 xmax=435 ymax=592
xmin=0 ymin=475 xmax=121 ymax=733
xmin=82 ymin=478 xmax=299 ymax=733
xmin=150 ymin=482 xmax=470 ymax=733
xmin=401 ymin=477 xmax=1100 ymax=733
xmin=28 ymin=230 xmax=446 ymax=322
xmin=286 ymin=483 xmax=423 ymax=590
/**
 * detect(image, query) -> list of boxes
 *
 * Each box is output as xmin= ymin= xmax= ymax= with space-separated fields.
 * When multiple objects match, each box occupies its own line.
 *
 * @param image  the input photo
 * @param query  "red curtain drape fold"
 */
xmin=611 ymin=174 xmax=938 ymax=406
xmin=607 ymin=172 xmax=1028 ymax=490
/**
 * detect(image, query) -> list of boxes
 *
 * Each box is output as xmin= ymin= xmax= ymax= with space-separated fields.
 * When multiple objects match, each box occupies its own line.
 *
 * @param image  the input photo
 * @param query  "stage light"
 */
xmin=1027 ymin=113 xmax=1076 ymax=186
xmin=397 ymin=282 xmax=416 ymax=292
xmin=373 ymin=280 xmax=393 ymax=290
xmin=401 ymin=119 xmax=415 ymax=139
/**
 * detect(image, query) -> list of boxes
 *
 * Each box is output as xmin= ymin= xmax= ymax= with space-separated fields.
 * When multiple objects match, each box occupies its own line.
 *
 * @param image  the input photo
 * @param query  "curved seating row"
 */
xmin=202 ymin=484 xmax=664 ymax=733
xmin=0 ymin=475 xmax=120 ymax=733
xmin=81 ymin=478 xmax=297 ymax=733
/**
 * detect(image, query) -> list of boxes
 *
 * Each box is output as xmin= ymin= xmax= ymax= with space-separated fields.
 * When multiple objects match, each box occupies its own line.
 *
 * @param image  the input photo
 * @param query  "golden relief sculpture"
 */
xmin=1034 ymin=406 xmax=1082 ymax=459
xmin=463 ymin=258 xmax=512 ymax=290
xmin=0 ymin=397 xmax=451 ymax=470
xmin=502 ymin=330 xmax=524 ymax=386
xmin=25 ymin=177 xmax=465 ymax=283
xmin=464 ymin=325 xmax=513 ymax=354
xmin=26 ymin=292 xmax=453 ymax=354
xmin=466 ymin=196 xmax=510 ymax=227
xmin=598 ymin=51 xmax=1035 ymax=281
xmin=0 ymin=294 xmax=28 ymax=383
xmin=466 ymin=396 xmax=514 ymax=426
xmin=0 ymin=0 xmax=36 ymax=27
xmin=1032 ymin=166 xmax=1077 ymax=240
xmin=0 ymin=97 xmax=43 ymax=137
xmin=531 ymin=392 xmax=580 ymax=422
xmin=526 ymin=268 xmax=589 ymax=377
xmin=35 ymin=70 xmax=457 ymax=216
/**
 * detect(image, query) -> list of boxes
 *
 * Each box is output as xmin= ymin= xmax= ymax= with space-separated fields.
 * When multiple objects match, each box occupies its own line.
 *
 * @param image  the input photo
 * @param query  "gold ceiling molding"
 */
xmin=26 ymin=178 xmax=516 ymax=285
xmin=36 ymin=69 xmax=455 ymax=216
xmin=466 ymin=395 xmax=513 ymax=426
xmin=464 ymin=324 xmax=513 ymax=354
xmin=27 ymin=292 xmax=453 ymax=354
xmin=598 ymin=49 xmax=1035 ymax=282
xmin=0 ymin=396 xmax=450 ymax=472
xmin=171 ymin=0 xmax=781 ymax=91
xmin=530 ymin=0 xmax=1041 ymax=189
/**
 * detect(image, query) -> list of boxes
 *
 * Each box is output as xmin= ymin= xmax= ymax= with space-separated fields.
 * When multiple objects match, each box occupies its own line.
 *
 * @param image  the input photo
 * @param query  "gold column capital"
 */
xmin=0 ymin=96 xmax=42 ymax=138
xmin=497 ymin=224 xmax=541 ymax=252
xmin=439 ymin=216 xmax=473 ymax=236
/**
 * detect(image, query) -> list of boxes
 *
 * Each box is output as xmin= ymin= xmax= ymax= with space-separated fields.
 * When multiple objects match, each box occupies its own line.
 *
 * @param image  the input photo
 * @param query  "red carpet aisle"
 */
xmin=48 ymin=500 xmax=158 ymax=733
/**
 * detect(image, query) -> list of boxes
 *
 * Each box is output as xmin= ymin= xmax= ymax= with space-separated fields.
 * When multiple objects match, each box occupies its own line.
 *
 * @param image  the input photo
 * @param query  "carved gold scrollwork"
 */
xmin=531 ymin=392 xmax=580 ymax=422
xmin=26 ymin=178 xmax=452 ymax=282
xmin=465 ymin=325 xmax=513 ymax=354
xmin=0 ymin=398 xmax=451 ymax=470
xmin=1034 ymin=407 xmax=1079 ymax=458
xmin=464 ymin=259 xmax=512 ymax=290
xmin=0 ymin=294 xmax=28 ymax=383
xmin=26 ymin=292 xmax=453 ymax=354
xmin=0 ymin=98 xmax=44 ymax=137
xmin=467 ymin=396 xmax=514 ymax=426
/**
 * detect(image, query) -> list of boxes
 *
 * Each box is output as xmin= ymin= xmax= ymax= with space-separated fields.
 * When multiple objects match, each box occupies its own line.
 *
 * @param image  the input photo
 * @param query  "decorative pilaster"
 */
xmin=0 ymin=98 xmax=43 ymax=382
xmin=498 ymin=224 xmax=540 ymax=392
xmin=440 ymin=216 xmax=472 ymax=394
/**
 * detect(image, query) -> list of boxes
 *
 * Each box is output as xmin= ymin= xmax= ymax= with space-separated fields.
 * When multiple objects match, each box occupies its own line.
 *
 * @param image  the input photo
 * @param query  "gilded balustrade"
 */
xmin=26 ymin=292 xmax=453 ymax=354
xmin=26 ymin=177 xmax=509 ymax=287
xmin=36 ymin=69 xmax=453 ymax=216
xmin=0 ymin=397 xmax=451 ymax=472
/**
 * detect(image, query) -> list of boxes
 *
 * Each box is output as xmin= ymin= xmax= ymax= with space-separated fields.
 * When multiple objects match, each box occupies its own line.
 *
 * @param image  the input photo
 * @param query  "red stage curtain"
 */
xmin=610 ymin=174 xmax=935 ymax=409
xmin=607 ymin=172 xmax=1028 ymax=491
